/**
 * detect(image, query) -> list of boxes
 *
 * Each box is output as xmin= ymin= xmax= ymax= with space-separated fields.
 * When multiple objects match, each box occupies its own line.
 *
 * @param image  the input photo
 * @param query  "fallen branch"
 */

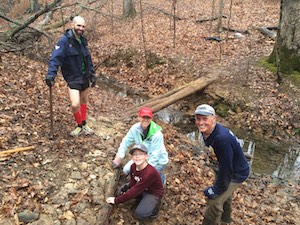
xmin=145 ymin=3 xmax=183 ymax=20
xmin=0 ymin=146 xmax=35 ymax=155
xmin=257 ymin=26 xmax=276 ymax=39
xmin=196 ymin=15 xmax=227 ymax=23
xmin=222 ymin=26 xmax=250 ymax=35
xmin=123 ymin=74 xmax=218 ymax=119
xmin=9 ymin=0 xmax=62 ymax=39
xmin=0 ymin=13 xmax=50 ymax=40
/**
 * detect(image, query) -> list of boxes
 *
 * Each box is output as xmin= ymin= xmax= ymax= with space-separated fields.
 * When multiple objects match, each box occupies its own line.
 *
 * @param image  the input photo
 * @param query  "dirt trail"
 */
xmin=1 ymin=0 xmax=300 ymax=224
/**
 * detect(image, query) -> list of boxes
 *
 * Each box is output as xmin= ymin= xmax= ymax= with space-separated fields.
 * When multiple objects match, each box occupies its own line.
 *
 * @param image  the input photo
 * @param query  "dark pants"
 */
xmin=134 ymin=193 xmax=160 ymax=220
xmin=68 ymin=81 xmax=89 ymax=91
xmin=202 ymin=182 xmax=241 ymax=225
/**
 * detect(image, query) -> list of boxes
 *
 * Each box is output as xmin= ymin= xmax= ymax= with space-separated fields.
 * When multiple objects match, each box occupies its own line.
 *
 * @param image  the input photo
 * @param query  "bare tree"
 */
xmin=217 ymin=0 xmax=223 ymax=32
xmin=29 ymin=0 xmax=40 ymax=13
xmin=123 ymin=0 xmax=136 ymax=18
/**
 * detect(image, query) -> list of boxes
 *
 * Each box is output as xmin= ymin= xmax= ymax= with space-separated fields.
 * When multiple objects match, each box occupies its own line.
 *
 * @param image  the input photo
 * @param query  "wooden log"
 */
xmin=0 ymin=146 xmax=35 ymax=155
xmin=257 ymin=27 xmax=276 ymax=39
xmin=123 ymin=74 xmax=218 ymax=119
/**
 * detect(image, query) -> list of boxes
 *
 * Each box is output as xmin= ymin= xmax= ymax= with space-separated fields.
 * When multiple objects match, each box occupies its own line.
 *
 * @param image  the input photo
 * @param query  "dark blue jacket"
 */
xmin=204 ymin=123 xmax=249 ymax=195
xmin=46 ymin=29 xmax=95 ymax=86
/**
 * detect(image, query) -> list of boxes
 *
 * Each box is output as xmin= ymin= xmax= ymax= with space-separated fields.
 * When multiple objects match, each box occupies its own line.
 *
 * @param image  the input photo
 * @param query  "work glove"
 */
xmin=90 ymin=76 xmax=96 ymax=87
xmin=112 ymin=156 xmax=122 ymax=169
xmin=204 ymin=186 xmax=218 ymax=199
xmin=119 ymin=182 xmax=130 ymax=194
xmin=112 ymin=160 xmax=120 ymax=169
xmin=45 ymin=77 xmax=55 ymax=87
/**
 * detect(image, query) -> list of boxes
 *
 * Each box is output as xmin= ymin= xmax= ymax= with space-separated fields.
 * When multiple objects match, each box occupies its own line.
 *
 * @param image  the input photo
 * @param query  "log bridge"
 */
xmin=122 ymin=73 xmax=219 ymax=119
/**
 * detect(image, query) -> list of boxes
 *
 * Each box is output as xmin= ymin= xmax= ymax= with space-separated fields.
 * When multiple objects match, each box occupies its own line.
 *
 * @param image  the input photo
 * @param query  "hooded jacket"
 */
xmin=46 ymin=29 xmax=95 ymax=85
xmin=116 ymin=121 xmax=169 ymax=167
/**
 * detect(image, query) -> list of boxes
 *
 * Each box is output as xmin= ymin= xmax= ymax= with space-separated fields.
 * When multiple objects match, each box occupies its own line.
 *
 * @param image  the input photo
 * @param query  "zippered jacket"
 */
xmin=204 ymin=123 xmax=249 ymax=195
xmin=117 ymin=121 xmax=169 ymax=167
xmin=46 ymin=29 xmax=95 ymax=85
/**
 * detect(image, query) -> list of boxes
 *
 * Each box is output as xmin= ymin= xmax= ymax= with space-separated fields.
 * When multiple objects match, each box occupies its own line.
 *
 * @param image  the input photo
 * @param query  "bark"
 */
xmin=122 ymin=74 xmax=218 ymax=119
xmin=269 ymin=0 xmax=300 ymax=73
xmin=29 ymin=0 xmax=40 ymax=13
xmin=123 ymin=0 xmax=136 ymax=18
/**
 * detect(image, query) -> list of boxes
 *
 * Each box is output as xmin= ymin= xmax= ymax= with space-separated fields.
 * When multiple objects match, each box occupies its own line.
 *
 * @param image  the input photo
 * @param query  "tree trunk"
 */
xmin=123 ymin=0 xmax=136 ymax=18
xmin=268 ymin=0 xmax=300 ymax=74
xmin=29 ymin=0 xmax=40 ymax=13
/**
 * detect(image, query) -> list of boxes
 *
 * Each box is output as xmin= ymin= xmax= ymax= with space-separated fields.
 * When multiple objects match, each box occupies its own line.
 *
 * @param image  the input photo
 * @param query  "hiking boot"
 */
xmin=82 ymin=124 xmax=94 ymax=135
xmin=70 ymin=126 xmax=83 ymax=137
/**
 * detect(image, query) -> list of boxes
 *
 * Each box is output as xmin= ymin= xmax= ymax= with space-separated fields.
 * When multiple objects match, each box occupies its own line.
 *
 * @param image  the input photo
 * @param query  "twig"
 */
xmin=0 ymin=146 xmax=35 ymax=155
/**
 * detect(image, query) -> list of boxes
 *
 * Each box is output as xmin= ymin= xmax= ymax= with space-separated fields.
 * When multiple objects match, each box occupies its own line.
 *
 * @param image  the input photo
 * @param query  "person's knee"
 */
xmin=134 ymin=208 xmax=148 ymax=220
xmin=71 ymin=103 xmax=80 ymax=113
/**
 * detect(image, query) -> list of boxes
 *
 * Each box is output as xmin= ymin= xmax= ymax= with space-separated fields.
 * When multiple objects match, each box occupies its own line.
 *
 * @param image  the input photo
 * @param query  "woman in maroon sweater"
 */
xmin=106 ymin=144 xmax=164 ymax=220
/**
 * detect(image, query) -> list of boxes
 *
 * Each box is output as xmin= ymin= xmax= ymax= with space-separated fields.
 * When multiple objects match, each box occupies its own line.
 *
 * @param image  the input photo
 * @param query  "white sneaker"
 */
xmin=70 ymin=126 xmax=83 ymax=137
xmin=82 ymin=124 xmax=94 ymax=135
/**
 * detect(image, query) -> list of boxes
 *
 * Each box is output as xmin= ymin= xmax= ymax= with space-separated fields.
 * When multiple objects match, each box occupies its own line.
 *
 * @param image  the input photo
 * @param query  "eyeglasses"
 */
xmin=132 ymin=153 xmax=147 ymax=157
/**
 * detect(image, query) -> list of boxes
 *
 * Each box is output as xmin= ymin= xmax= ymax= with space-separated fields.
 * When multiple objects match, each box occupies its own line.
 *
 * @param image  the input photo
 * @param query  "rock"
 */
xmin=74 ymin=202 xmax=90 ymax=213
xmin=70 ymin=171 xmax=82 ymax=180
xmin=29 ymin=214 xmax=53 ymax=225
xmin=18 ymin=210 xmax=39 ymax=223
xmin=0 ymin=218 xmax=15 ymax=225
xmin=64 ymin=218 xmax=76 ymax=225
xmin=41 ymin=204 xmax=58 ymax=217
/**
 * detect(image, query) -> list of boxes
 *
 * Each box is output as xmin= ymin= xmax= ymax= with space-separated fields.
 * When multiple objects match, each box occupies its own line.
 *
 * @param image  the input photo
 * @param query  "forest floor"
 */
xmin=0 ymin=0 xmax=300 ymax=224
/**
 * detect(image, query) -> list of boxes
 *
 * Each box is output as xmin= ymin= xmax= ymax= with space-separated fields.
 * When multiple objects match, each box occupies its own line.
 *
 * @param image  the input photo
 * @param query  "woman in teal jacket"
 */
xmin=112 ymin=107 xmax=169 ymax=181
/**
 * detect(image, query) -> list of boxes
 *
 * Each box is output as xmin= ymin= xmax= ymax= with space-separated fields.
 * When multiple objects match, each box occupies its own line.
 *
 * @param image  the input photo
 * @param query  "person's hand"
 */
xmin=119 ymin=182 xmax=130 ymax=194
xmin=45 ymin=77 xmax=55 ymax=87
xmin=90 ymin=76 xmax=96 ymax=87
xmin=204 ymin=186 xmax=218 ymax=199
xmin=106 ymin=197 xmax=115 ymax=204
xmin=112 ymin=156 xmax=122 ymax=169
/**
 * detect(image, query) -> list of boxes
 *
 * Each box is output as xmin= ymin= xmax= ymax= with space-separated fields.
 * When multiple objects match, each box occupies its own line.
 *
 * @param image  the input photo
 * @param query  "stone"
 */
xmin=70 ymin=171 xmax=82 ymax=180
xmin=29 ymin=214 xmax=53 ymax=225
xmin=18 ymin=210 xmax=39 ymax=223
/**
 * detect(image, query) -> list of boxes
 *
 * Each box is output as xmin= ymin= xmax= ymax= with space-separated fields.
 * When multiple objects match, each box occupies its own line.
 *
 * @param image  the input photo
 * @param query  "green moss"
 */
xmin=289 ymin=71 xmax=300 ymax=86
xmin=215 ymin=103 xmax=230 ymax=118
xmin=145 ymin=51 xmax=165 ymax=69
xmin=259 ymin=58 xmax=277 ymax=73
xmin=260 ymin=58 xmax=300 ymax=87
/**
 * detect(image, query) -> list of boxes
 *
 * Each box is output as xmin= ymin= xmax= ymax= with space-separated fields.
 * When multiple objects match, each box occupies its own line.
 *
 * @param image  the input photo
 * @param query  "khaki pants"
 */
xmin=202 ymin=182 xmax=241 ymax=225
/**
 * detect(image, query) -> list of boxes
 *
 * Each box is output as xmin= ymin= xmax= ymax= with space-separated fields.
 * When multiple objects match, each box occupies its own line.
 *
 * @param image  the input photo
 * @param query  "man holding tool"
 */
xmin=45 ymin=16 xmax=96 ymax=137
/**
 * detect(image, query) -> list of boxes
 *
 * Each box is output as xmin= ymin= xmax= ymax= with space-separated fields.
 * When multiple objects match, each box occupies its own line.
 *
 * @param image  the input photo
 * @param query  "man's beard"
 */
xmin=74 ymin=29 xmax=84 ymax=36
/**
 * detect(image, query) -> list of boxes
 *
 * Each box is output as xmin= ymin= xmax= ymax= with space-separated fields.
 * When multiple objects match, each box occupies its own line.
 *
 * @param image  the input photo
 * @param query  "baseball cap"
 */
xmin=194 ymin=104 xmax=215 ymax=116
xmin=138 ymin=107 xmax=153 ymax=118
xmin=129 ymin=144 xmax=148 ymax=155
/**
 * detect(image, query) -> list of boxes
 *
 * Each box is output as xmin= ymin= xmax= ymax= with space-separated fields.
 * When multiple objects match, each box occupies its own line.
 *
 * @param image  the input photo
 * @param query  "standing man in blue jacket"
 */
xmin=194 ymin=104 xmax=249 ymax=225
xmin=45 ymin=16 xmax=96 ymax=137
xmin=112 ymin=107 xmax=169 ymax=183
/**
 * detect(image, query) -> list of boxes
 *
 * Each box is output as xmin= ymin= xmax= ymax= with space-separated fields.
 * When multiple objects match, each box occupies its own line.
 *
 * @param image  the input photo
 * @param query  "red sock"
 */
xmin=81 ymin=104 xmax=87 ymax=122
xmin=73 ymin=109 xmax=82 ymax=126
